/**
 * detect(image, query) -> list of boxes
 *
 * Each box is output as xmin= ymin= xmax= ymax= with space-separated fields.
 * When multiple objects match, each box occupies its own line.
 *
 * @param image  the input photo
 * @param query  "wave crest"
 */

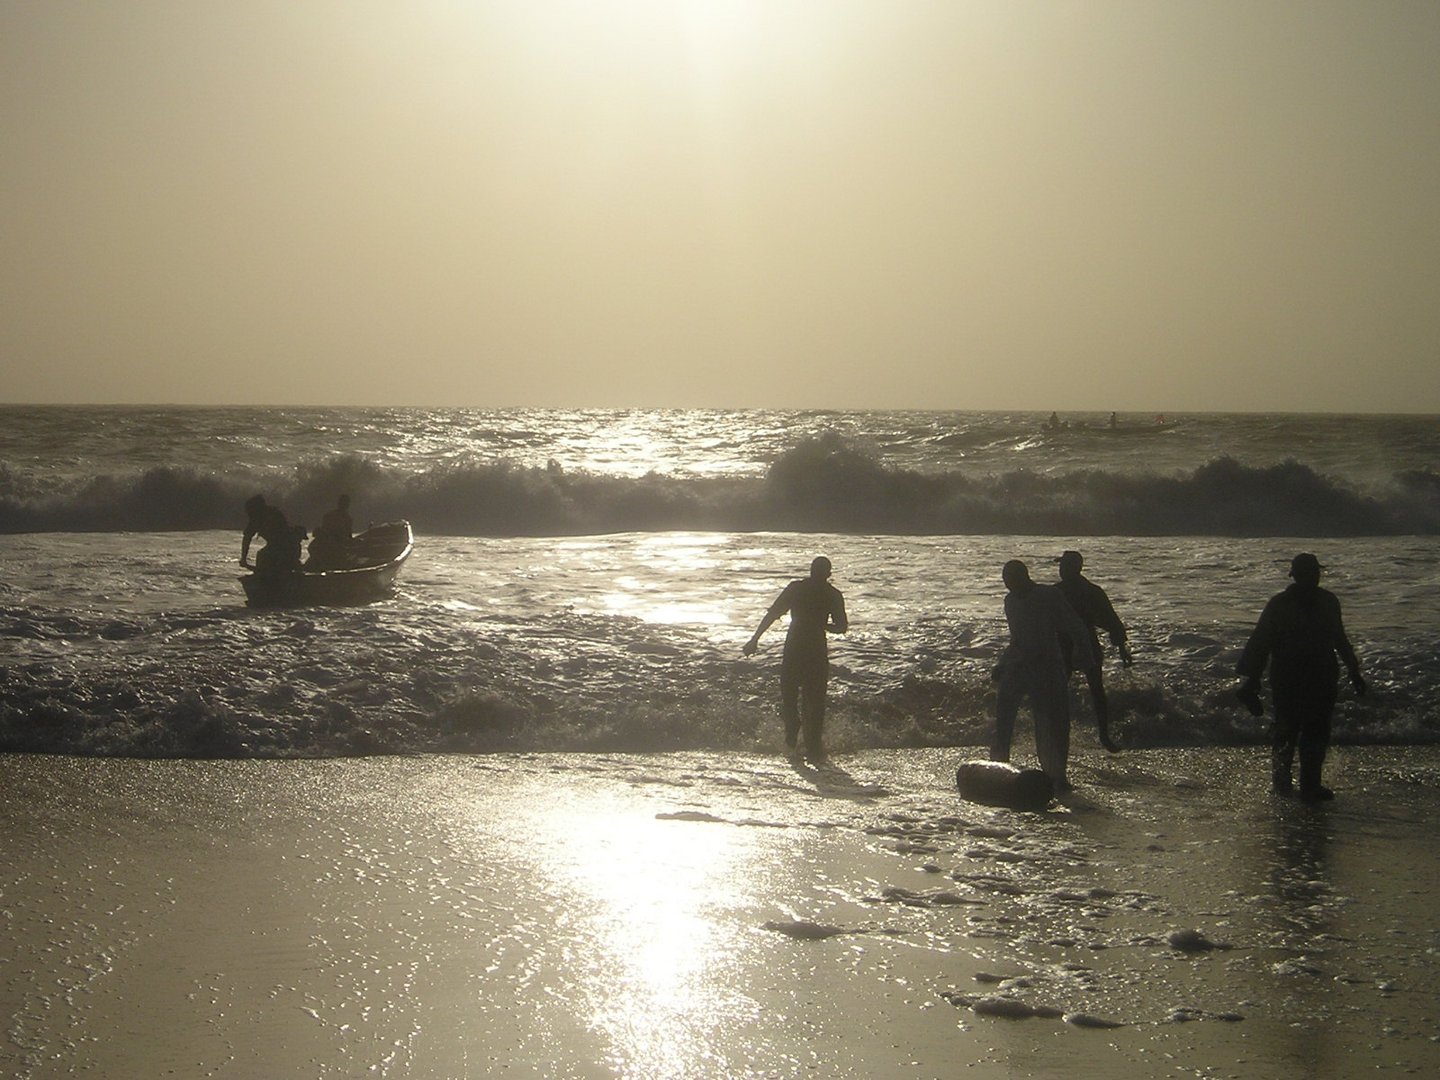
xmin=2 ymin=439 xmax=1436 ymax=536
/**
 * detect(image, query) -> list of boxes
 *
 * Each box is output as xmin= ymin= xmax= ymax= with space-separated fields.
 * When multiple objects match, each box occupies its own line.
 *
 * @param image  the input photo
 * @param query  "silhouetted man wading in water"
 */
xmin=993 ymin=559 xmax=1095 ymax=790
xmin=1056 ymin=550 xmax=1133 ymax=752
xmin=744 ymin=556 xmax=848 ymax=763
xmin=1237 ymin=553 xmax=1365 ymax=801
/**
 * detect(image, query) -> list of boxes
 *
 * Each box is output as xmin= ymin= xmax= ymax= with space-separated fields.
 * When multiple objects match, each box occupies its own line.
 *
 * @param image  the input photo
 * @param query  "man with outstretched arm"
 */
xmin=744 ymin=556 xmax=848 ymax=763
xmin=1056 ymin=550 xmax=1133 ymax=752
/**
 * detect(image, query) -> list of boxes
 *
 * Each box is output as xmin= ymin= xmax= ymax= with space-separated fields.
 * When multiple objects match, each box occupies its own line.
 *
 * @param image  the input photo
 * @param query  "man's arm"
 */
xmin=1233 ymin=598 xmax=1277 ymax=715
xmin=1330 ymin=595 xmax=1366 ymax=694
xmin=240 ymin=525 xmax=257 ymax=567
xmin=743 ymin=584 xmax=794 ymax=656
xmin=1092 ymin=585 xmax=1128 ymax=646
xmin=828 ymin=590 xmax=848 ymax=634
xmin=1236 ymin=600 xmax=1276 ymax=681
xmin=1098 ymin=590 xmax=1134 ymax=665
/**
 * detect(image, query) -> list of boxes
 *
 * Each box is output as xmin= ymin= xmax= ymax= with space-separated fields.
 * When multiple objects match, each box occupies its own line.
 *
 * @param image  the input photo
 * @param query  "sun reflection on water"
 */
xmin=598 ymin=533 xmax=733 ymax=626
xmin=534 ymin=789 xmax=767 ymax=1075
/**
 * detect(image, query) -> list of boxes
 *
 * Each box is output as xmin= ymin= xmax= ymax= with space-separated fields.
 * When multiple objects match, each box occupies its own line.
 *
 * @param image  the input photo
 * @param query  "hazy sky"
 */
xmin=3 ymin=1 xmax=1438 ymax=411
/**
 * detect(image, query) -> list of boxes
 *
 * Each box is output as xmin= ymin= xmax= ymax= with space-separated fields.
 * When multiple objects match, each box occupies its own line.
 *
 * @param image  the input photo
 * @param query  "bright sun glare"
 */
xmin=600 ymin=534 xmax=731 ymax=625
xmin=540 ymin=787 xmax=764 ymax=1072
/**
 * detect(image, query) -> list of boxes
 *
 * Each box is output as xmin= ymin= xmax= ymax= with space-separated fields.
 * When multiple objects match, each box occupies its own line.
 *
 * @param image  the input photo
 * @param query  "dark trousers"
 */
xmin=780 ymin=655 xmax=828 ymax=754
xmin=1272 ymin=688 xmax=1336 ymax=792
xmin=994 ymin=663 xmax=1071 ymax=784
xmin=1081 ymin=666 xmax=1109 ymax=725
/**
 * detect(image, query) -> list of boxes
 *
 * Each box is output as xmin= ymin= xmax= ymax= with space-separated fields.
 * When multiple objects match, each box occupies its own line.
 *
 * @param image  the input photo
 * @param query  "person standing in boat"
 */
xmin=743 ymin=556 xmax=848 ymax=763
xmin=306 ymin=494 xmax=355 ymax=569
xmin=1056 ymin=550 xmax=1132 ymax=752
xmin=240 ymin=495 xmax=303 ymax=576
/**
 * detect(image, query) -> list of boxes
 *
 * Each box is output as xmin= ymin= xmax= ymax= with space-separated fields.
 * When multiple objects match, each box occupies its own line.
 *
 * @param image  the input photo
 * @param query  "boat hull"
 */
xmin=241 ymin=521 xmax=413 ymax=607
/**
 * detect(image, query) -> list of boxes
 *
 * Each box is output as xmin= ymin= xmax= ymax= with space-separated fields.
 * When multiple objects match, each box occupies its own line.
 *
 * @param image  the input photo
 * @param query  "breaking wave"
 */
xmin=3 ymin=436 xmax=1437 ymax=537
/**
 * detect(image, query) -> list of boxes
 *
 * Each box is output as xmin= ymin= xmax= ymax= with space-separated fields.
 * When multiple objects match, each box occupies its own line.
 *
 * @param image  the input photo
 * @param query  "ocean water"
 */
xmin=2 ymin=407 xmax=1438 ymax=757
xmin=4 ymin=406 xmax=1440 ymax=536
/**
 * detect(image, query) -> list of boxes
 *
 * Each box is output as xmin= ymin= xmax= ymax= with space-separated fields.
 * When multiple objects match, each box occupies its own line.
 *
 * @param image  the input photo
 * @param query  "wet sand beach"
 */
xmin=3 ymin=746 xmax=1436 ymax=1079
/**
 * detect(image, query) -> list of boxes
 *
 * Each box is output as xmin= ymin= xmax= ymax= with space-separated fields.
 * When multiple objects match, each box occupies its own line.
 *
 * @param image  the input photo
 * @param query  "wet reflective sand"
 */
xmin=2 ymin=747 xmax=1437 ymax=1078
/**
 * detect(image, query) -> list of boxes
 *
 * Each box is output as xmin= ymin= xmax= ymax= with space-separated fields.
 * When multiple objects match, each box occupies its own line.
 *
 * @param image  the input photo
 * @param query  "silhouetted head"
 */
xmin=1289 ymin=552 xmax=1323 ymax=588
xmin=1002 ymin=559 xmax=1032 ymax=593
xmin=244 ymin=494 xmax=266 ymax=518
xmin=809 ymin=556 xmax=833 ymax=580
xmin=1057 ymin=550 xmax=1083 ymax=581
xmin=337 ymin=494 xmax=351 ymax=511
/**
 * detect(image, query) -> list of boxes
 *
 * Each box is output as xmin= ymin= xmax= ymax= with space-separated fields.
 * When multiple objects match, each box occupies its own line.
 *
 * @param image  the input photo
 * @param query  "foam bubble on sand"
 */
xmin=762 ymin=920 xmax=850 ymax=940
xmin=940 ymin=992 xmax=1058 ymax=1020
xmin=1167 ymin=928 xmax=1230 ymax=952
xmin=974 ymin=972 xmax=1018 ymax=985
xmin=966 ymin=825 xmax=1016 ymax=839
xmin=1167 ymin=1007 xmax=1245 ymax=1023
xmin=870 ymin=885 xmax=983 ymax=908
xmin=1064 ymin=1012 xmax=1127 ymax=1028
xmin=654 ymin=808 xmax=793 ymax=829
xmin=1271 ymin=957 xmax=1324 ymax=976
xmin=951 ymin=872 xmax=1029 ymax=898
xmin=654 ymin=810 xmax=725 ymax=823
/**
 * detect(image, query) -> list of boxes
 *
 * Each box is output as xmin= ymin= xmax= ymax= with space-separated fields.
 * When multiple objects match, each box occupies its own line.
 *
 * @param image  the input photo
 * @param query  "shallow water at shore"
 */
xmin=4 ymin=530 xmax=1435 ymax=760
xmin=3 ymin=746 xmax=1436 ymax=1078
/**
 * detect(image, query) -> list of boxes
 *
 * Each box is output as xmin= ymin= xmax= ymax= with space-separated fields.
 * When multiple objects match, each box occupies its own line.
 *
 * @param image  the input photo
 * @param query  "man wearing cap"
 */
xmin=744 ymin=556 xmax=849 ymax=763
xmin=1236 ymin=553 xmax=1366 ymax=801
xmin=1056 ymin=550 xmax=1133 ymax=752
xmin=993 ymin=559 xmax=1097 ymax=789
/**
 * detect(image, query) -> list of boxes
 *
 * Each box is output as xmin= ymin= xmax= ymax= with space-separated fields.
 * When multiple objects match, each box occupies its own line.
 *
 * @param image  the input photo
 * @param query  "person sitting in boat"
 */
xmin=241 ymin=495 xmax=305 ymax=576
xmin=306 ymin=494 xmax=356 ymax=570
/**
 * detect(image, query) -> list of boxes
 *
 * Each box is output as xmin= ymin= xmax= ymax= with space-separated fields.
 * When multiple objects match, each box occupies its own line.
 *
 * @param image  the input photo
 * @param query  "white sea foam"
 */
xmin=1 ymin=530 xmax=1435 ymax=757
xmin=3 ymin=407 xmax=1437 ymax=758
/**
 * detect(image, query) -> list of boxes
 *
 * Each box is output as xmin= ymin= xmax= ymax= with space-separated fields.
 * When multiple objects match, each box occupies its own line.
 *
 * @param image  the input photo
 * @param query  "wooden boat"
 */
xmin=241 ymin=520 xmax=413 ymax=607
